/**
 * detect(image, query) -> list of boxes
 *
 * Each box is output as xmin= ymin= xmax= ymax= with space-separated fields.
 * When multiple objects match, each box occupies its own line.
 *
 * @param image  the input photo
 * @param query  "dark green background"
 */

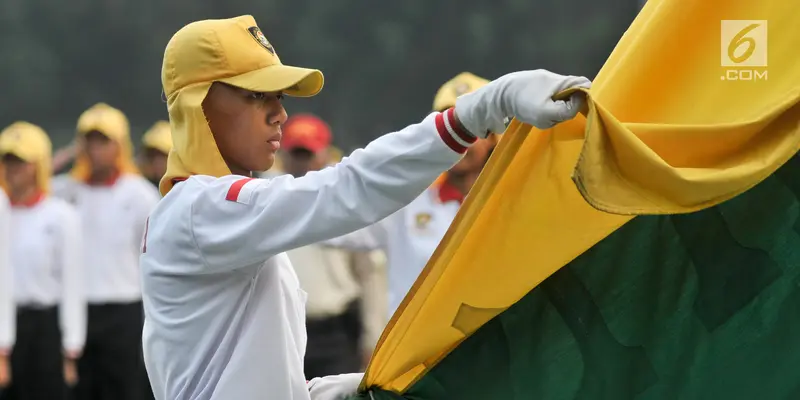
xmin=0 ymin=0 xmax=640 ymax=151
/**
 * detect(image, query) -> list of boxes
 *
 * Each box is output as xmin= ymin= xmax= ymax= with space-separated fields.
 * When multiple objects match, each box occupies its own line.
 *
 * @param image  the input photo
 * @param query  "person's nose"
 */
xmin=269 ymin=102 xmax=288 ymax=126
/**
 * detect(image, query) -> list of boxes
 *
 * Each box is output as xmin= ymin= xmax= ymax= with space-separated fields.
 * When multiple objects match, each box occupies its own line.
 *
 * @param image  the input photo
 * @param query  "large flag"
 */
xmin=350 ymin=0 xmax=800 ymax=398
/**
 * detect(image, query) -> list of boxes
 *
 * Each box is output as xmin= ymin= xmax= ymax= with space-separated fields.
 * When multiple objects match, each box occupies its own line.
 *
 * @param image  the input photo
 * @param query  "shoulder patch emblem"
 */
xmin=415 ymin=212 xmax=432 ymax=230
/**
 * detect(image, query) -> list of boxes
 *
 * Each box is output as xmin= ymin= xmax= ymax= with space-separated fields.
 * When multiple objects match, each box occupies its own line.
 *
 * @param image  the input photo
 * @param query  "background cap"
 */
xmin=76 ymin=103 xmax=130 ymax=140
xmin=432 ymin=72 xmax=490 ymax=112
xmin=281 ymin=114 xmax=332 ymax=153
xmin=142 ymin=120 xmax=173 ymax=154
xmin=0 ymin=121 xmax=51 ymax=163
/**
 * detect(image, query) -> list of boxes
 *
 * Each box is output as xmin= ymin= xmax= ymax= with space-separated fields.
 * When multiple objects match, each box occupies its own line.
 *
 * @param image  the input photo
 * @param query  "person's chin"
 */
xmin=255 ymin=153 xmax=276 ymax=172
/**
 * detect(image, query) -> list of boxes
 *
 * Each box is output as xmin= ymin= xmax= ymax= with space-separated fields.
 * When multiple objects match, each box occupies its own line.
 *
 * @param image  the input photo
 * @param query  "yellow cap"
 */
xmin=432 ymin=72 xmax=490 ymax=112
xmin=0 ymin=122 xmax=53 ymax=193
xmin=71 ymin=103 xmax=139 ymax=181
xmin=142 ymin=120 xmax=173 ymax=154
xmin=159 ymin=15 xmax=324 ymax=196
xmin=76 ymin=102 xmax=130 ymax=140
xmin=162 ymin=15 xmax=323 ymax=99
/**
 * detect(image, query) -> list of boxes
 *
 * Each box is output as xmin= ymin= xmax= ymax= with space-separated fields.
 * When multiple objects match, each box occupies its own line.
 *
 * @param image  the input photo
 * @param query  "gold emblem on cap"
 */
xmin=248 ymin=26 xmax=275 ymax=55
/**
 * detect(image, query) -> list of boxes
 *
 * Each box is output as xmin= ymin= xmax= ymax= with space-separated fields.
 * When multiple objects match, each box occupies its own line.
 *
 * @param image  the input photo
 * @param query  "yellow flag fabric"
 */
xmin=362 ymin=0 xmax=800 ymax=393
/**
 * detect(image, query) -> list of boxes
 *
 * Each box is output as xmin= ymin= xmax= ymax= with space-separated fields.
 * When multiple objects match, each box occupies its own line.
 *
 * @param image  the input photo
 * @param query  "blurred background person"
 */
xmin=0 ymin=168 xmax=11 ymax=395
xmin=0 ymin=122 xmax=85 ymax=400
xmin=430 ymin=72 xmax=499 ymax=198
xmin=279 ymin=114 xmax=387 ymax=378
xmin=321 ymin=143 xmax=388 ymax=370
xmin=138 ymin=121 xmax=172 ymax=189
xmin=51 ymin=104 xmax=160 ymax=400
xmin=329 ymin=72 xmax=498 ymax=318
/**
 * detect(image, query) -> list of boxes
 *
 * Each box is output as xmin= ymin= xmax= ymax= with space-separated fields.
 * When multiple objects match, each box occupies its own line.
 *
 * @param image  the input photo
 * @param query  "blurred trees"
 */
xmin=0 ymin=0 xmax=639 ymax=150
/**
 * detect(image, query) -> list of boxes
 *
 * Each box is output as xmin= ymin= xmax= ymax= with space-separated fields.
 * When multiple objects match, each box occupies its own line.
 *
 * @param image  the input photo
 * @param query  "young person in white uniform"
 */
xmin=0 ymin=122 xmax=85 ymax=400
xmin=140 ymin=15 xmax=590 ymax=400
xmin=0 ymin=174 xmax=12 ymax=394
xmin=52 ymin=104 xmax=160 ymax=400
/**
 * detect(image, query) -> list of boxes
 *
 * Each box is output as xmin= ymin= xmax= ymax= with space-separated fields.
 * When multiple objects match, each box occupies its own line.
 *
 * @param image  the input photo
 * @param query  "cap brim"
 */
xmin=0 ymin=146 xmax=36 ymax=162
xmin=220 ymin=64 xmax=324 ymax=98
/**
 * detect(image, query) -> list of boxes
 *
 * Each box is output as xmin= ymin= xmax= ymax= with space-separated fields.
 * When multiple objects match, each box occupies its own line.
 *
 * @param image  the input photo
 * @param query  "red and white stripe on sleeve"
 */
xmin=435 ymin=107 xmax=476 ymax=154
xmin=225 ymin=178 xmax=262 ymax=204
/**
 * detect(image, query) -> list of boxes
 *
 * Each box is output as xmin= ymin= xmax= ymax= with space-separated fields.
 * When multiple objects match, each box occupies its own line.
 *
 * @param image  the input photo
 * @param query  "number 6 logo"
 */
xmin=721 ymin=20 xmax=767 ymax=67
xmin=727 ymin=23 xmax=760 ymax=64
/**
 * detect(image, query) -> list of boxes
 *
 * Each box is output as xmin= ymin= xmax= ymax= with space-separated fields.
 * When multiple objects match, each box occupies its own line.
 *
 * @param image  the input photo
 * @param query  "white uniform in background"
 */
xmin=52 ymin=174 xmax=159 ymax=303
xmin=328 ymin=181 xmax=464 ymax=317
xmin=287 ymin=242 xmax=387 ymax=367
xmin=0 ymin=191 xmax=13 ymax=355
xmin=266 ymin=169 xmax=388 ymax=367
xmin=8 ymin=196 xmax=85 ymax=354
xmin=141 ymin=112 xmax=469 ymax=400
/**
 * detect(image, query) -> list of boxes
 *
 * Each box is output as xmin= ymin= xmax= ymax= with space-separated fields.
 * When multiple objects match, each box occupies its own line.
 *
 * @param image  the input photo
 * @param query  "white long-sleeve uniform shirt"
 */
xmin=0 ymin=191 xmax=13 ymax=353
xmin=52 ymin=174 xmax=160 ymax=303
xmin=9 ymin=196 xmax=86 ymax=353
xmin=141 ymin=111 xmax=471 ymax=400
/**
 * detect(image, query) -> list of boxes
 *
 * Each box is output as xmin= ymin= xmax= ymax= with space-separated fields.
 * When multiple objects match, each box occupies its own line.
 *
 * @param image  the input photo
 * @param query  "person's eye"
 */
xmin=276 ymin=93 xmax=284 ymax=100
xmin=248 ymin=92 xmax=267 ymax=101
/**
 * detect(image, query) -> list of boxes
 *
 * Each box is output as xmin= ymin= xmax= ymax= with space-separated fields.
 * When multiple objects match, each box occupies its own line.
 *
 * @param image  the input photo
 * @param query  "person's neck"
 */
xmin=88 ymin=168 xmax=118 ymax=185
xmin=230 ymin=168 xmax=253 ymax=177
xmin=146 ymin=176 xmax=161 ymax=188
xmin=445 ymin=173 xmax=470 ymax=197
xmin=10 ymin=185 xmax=40 ymax=206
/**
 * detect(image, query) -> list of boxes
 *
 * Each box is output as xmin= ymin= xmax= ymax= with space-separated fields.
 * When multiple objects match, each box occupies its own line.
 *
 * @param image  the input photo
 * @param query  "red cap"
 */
xmin=281 ymin=114 xmax=332 ymax=153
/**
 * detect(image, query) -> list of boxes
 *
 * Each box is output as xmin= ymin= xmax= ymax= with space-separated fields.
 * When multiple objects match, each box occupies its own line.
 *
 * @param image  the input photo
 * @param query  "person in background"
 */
xmin=0 ymin=122 xmax=85 ymax=400
xmin=322 ymin=143 xmax=389 ymax=369
xmin=430 ymin=72 xmax=500 ymax=195
xmin=139 ymin=121 xmax=173 ymax=188
xmin=52 ymin=103 xmax=160 ymax=400
xmin=0 ymin=168 xmax=11 ymax=395
xmin=330 ymin=72 xmax=499 ymax=318
xmin=279 ymin=114 xmax=388 ymax=378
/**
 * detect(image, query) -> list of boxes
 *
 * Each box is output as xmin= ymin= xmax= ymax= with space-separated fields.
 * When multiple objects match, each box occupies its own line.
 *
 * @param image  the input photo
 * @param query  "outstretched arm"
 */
xmin=192 ymin=109 xmax=470 ymax=271
xmin=190 ymin=70 xmax=591 ymax=273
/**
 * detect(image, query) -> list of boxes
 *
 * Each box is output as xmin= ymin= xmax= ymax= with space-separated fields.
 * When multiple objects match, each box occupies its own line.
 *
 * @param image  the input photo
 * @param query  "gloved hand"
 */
xmin=308 ymin=373 xmax=363 ymax=400
xmin=455 ymin=70 xmax=591 ymax=138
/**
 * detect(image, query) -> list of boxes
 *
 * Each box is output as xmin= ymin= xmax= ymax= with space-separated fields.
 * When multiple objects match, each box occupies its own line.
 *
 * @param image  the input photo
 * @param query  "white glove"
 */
xmin=454 ymin=70 xmax=591 ymax=138
xmin=308 ymin=373 xmax=363 ymax=400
